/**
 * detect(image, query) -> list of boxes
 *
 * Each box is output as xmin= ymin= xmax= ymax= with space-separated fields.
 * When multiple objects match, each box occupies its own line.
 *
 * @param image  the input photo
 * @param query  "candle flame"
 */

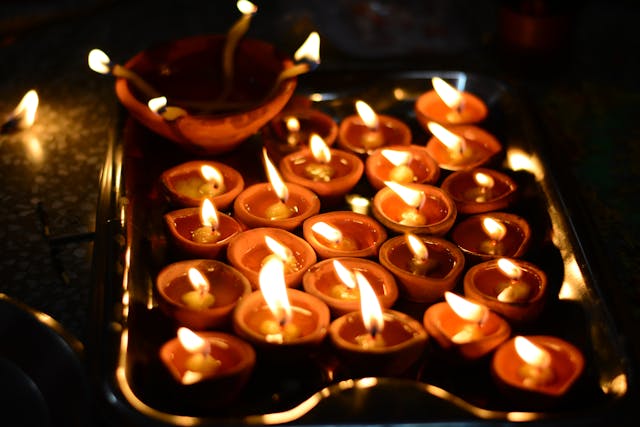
xmin=294 ymin=32 xmax=320 ymax=65
xmin=200 ymin=165 xmax=224 ymax=188
xmin=357 ymin=272 xmax=384 ymax=336
xmin=384 ymin=181 xmax=424 ymax=209
xmin=332 ymin=260 xmax=357 ymax=289
xmin=474 ymin=172 xmax=495 ymax=188
xmin=237 ymin=0 xmax=257 ymax=15
xmin=200 ymin=199 xmax=219 ymax=229
xmin=355 ymin=100 xmax=379 ymax=130
xmin=309 ymin=133 xmax=331 ymax=163
xmin=147 ymin=96 xmax=167 ymax=114
xmin=262 ymin=147 xmax=289 ymax=202
xmin=10 ymin=90 xmax=39 ymax=128
xmin=427 ymin=121 xmax=465 ymax=154
xmin=188 ymin=267 xmax=210 ymax=295
xmin=381 ymin=149 xmax=412 ymax=167
xmin=88 ymin=48 xmax=112 ymax=74
xmin=346 ymin=194 xmax=370 ymax=215
xmin=264 ymin=236 xmax=294 ymax=262
xmin=177 ymin=327 xmax=210 ymax=354
xmin=482 ymin=217 xmax=507 ymax=241
xmin=311 ymin=221 xmax=343 ymax=245
xmin=515 ymin=336 xmax=552 ymax=369
xmin=432 ymin=77 xmax=462 ymax=109
xmin=259 ymin=257 xmax=292 ymax=325
xmin=445 ymin=291 xmax=488 ymax=324
xmin=286 ymin=116 xmax=300 ymax=133
xmin=497 ymin=258 xmax=523 ymax=281
xmin=406 ymin=233 xmax=429 ymax=261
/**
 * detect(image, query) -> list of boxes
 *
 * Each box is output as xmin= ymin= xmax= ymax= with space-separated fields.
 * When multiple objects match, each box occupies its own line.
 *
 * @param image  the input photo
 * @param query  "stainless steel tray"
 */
xmin=90 ymin=70 xmax=632 ymax=425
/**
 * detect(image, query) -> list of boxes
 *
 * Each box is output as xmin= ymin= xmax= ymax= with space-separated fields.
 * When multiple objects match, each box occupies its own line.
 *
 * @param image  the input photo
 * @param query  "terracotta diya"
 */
xmin=425 ymin=122 xmax=502 ymax=171
xmin=365 ymin=145 xmax=441 ymax=191
xmin=440 ymin=167 xmax=518 ymax=214
xmin=415 ymin=76 xmax=488 ymax=127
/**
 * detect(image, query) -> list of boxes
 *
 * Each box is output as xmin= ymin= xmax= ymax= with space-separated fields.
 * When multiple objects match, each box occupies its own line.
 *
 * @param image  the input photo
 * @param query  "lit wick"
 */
xmin=432 ymin=77 xmax=465 ymax=122
xmin=515 ymin=336 xmax=555 ymax=387
xmin=2 ymin=90 xmax=39 ymax=133
xmin=495 ymin=258 xmax=530 ymax=303
xmin=381 ymin=149 xmax=415 ymax=184
xmin=268 ymin=32 xmax=320 ymax=99
xmin=192 ymin=199 xmax=221 ymax=243
xmin=479 ymin=217 xmax=507 ymax=255
xmin=303 ymin=133 xmax=335 ymax=182
xmin=285 ymin=116 xmax=302 ymax=146
xmin=177 ymin=327 xmax=221 ymax=384
xmin=258 ymin=257 xmax=301 ymax=343
xmin=198 ymin=165 xmax=226 ymax=197
xmin=445 ymin=291 xmax=489 ymax=344
xmin=384 ymin=181 xmax=426 ymax=226
xmin=427 ymin=121 xmax=468 ymax=162
xmin=355 ymin=272 xmax=386 ymax=349
xmin=355 ymin=100 xmax=384 ymax=150
xmin=405 ymin=233 xmax=437 ymax=275
xmin=262 ymin=235 xmax=301 ymax=274
xmin=310 ymin=221 xmax=357 ymax=252
xmin=148 ymin=96 xmax=187 ymax=121
xmin=181 ymin=268 xmax=215 ymax=310
xmin=464 ymin=171 xmax=495 ymax=202
xmin=330 ymin=259 xmax=359 ymax=300
xmin=262 ymin=147 xmax=295 ymax=220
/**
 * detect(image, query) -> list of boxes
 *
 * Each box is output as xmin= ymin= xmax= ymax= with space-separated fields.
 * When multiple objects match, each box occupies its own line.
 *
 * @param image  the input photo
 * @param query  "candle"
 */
xmin=279 ymin=134 xmax=364 ymax=205
xmin=156 ymin=259 xmax=252 ymax=329
xmin=372 ymin=181 xmax=457 ymax=236
xmin=88 ymin=48 xmax=160 ymax=99
xmin=491 ymin=335 xmax=585 ymax=406
xmin=338 ymin=100 xmax=412 ymax=155
xmin=1 ymin=90 xmax=39 ymax=133
xmin=164 ymin=199 xmax=243 ymax=259
xmin=425 ymin=122 xmax=502 ymax=171
xmin=365 ymin=145 xmax=441 ymax=191
xmin=451 ymin=212 xmax=531 ymax=262
xmin=414 ymin=77 xmax=488 ymax=127
xmin=423 ymin=291 xmax=511 ymax=360
xmin=233 ymin=148 xmax=320 ymax=230
xmin=464 ymin=258 xmax=547 ymax=323
xmin=379 ymin=234 xmax=465 ymax=304
xmin=302 ymin=211 xmax=387 ymax=259
xmin=441 ymin=167 xmax=517 ymax=214
xmin=303 ymin=257 xmax=398 ymax=317
xmin=227 ymin=227 xmax=317 ymax=289
xmin=328 ymin=272 xmax=427 ymax=376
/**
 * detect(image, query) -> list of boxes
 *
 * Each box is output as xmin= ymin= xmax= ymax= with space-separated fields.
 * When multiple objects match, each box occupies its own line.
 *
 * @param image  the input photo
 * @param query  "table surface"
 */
xmin=1 ymin=0 xmax=638 ymax=425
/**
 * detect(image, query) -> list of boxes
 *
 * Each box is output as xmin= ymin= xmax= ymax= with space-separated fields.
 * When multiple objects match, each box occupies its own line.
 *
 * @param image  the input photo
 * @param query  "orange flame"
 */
xmin=357 ymin=271 xmax=384 ymax=336
xmin=332 ymin=259 xmax=356 ymax=290
xmin=200 ymin=199 xmax=219 ymax=229
xmin=445 ymin=292 xmax=488 ymax=324
xmin=384 ymin=181 xmax=425 ymax=209
xmin=309 ymin=133 xmax=331 ymax=163
xmin=406 ymin=233 xmax=429 ymax=261
xmin=259 ymin=257 xmax=292 ymax=325
xmin=262 ymin=147 xmax=289 ymax=202
xmin=481 ymin=217 xmax=507 ymax=241
xmin=432 ymin=77 xmax=462 ymax=109
xmin=355 ymin=100 xmax=379 ymax=130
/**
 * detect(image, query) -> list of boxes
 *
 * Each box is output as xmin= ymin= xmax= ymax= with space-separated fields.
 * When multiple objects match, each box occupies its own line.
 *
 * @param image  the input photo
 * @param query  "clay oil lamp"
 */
xmin=372 ymin=181 xmax=457 ymax=236
xmin=164 ymin=198 xmax=243 ymax=259
xmin=425 ymin=121 xmax=502 ymax=172
xmin=441 ymin=168 xmax=517 ymax=214
xmin=232 ymin=257 xmax=330 ymax=357
xmin=378 ymin=233 xmax=465 ymax=304
xmin=451 ymin=212 xmax=531 ymax=263
xmin=160 ymin=160 xmax=244 ymax=210
xmin=415 ymin=77 xmax=488 ymax=127
xmin=226 ymin=227 xmax=316 ymax=289
xmin=233 ymin=148 xmax=320 ymax=231
xmin=279 ymin=133 xmax=364 ymax=205
xmin=423 ymin=292 xmax=511 ymax=361
xmin=156 ymin=259 xmax=252 ymax=330
xmin=365 ymin=145 xmax=441 ymax=191
xmin=302 ymin=211 xmax=387 ymax=259
xmin=303 ymin=258 xmax=398 ymax=317
xmin=159 ymin=327 xmax=256 ymax=407
xmin=328 ymin=271 xmax=428 ymax=376
xmin=338 ymin=100 xmax=412 ymax=155
xmin=491 ymin=336 xmax=585 ymax=408
xmin=464 ymin=258 xmax=547 ymax=324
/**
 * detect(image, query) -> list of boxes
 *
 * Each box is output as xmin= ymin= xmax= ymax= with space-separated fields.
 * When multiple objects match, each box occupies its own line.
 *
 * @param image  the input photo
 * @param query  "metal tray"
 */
xmin=90 ymin=70 xmax=632 ymax=425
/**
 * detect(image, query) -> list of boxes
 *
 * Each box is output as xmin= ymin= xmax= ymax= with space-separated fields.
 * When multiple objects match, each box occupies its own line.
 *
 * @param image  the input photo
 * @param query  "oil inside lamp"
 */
xmin=303 ymin=133 xmax=335 ymax=182
xmin=480 ymin=217 xmax=508 ymax=255
xmin=330 ymin=259 xmax=359 ymax=300
xmin=495 ymin=258 xmax=531 ymax=303
xmin=286 ymin=116 xmax=301 ymax=146
xmin=514 ymin=336 xmax=555 ymax=387
xmin=384 ymin=181 xmax=426 ymax=226
xmin=181 ymin=268 xmax=215 ymax=310
xmin=445 ymin=291 xmax=489 ymax=344
xmin=258 ymin=257 xmax=301 ymax=343
xmin=192 ymin=199 xmax=221 ymax=243
xmin=176 ymin=327 xmax=222 ymax=385
xmin=427 ymin=121 xmax=468 ymax=163
xmin=263 ymin=235 xmax=301 ymax=274
xmin=148 ymin=96 xmax=187 ymax=121
xmin=406 ymin=233 xmax=438 ymax=275
xmin=381 ymin=149 xmax=415 ymax=184
xmin=465 ymin=171 xmax=495 ymax=202
xmin=355 ymin=272 xmax=386 ymax=349
xmin=310 ymin=221 xmax=358 ymax=251
xmin=2 ymin=89 xmax=39 ymax=132
xmin=197 ymin=165 xmax=226 ymax=197
xmin=263 ymin=148 xmax=295 ymax=220
xmin=432 ymin=77 xmax=465 ymax=122
xmin=355 ymin=100 xmax=384 ymax=150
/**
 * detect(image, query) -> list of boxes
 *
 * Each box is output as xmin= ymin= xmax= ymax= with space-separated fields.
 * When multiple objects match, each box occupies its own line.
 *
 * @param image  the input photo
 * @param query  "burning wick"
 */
xmin=330 ymin=259 xmax=359 ymax=300
xmin=384 ymin=181 xmax=426 ymax=226
xmin=427 ymin=121 xmax=468 ymax=162
xmin=177 ymin=327 xmax=221 ymax=384
xmin=262 ymin=235 xmax=300 ymax=274
xmin=303 ymin=133 xmax=335 ymax=182
xmin=285 ymin=116 xmax=302 ymax=146
xmin=270 ymin=32 xmax=320 ymax=98
xmin=445 ymin=292 xmax=489 ymax=344
xmin=495 ymin=258 xmax=530 ymax=303
xmin=181 ymin=268 xmax=215 ymax=310
xmin=310 ymin=221 xmax=357 ymax=251
xmin=431 ymin=77 xmax=465 ymax=122
xmin=405 ymin=233 xmax=437 ymax=275
xmin=198 ymin=165 xmax=226 ymax=197
xmin=479 ymin=217 xmax=507 ymax=255
xmin=148 ymin=96 xmax=187 ymax=121
xmin=355 ymin=100 xmax=383 ymax=150
xmin=381 ymin=149 xmax=415 ymax=184
xmin=262 ymin=147 xmax=295 ymax=220
xmin=465 ymin=171 xmax=495 ymax=202
xmin=192 ymin=199 xmax=221 ymax=243
xmin=346 ymin=194 xmax=370 ymax=215
xmin=258 ymin=257 xmax=301 ymax=343
xmin=2 ymin=89 xmax=39 ymax=133
xmin=515 ymin=336 xmax=555 ymax=387
xmin=355 ymin=272 xmax=386 ymax=349
xmin=88 ymin=48 xmax=161 ymax=100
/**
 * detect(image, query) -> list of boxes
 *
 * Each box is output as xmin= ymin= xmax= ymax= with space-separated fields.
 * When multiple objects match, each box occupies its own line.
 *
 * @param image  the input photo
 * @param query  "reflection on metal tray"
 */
xmin=91 ymin=71 xmax=631 ymax=425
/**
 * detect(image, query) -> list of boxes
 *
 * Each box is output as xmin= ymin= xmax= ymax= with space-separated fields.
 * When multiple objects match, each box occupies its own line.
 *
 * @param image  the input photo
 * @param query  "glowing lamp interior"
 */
xmin=333 ymin=259 xmax=356 ymax=290
xmin=311 ymin=221 xmax=343 ymax=245
xmin=188 ymin=267 xmax=210 ymax=295
xmin=310 ymin=133 xmax=331 ymax=163
xmin=237 ymin=0 xmax=258 ymax=15
xmin=381 ymin=149 xmax=412 ymax=167
xmin=264 ymin=236 xmax=293 ymax=262
xmin=355 ymin=100 xmax=379 ymax=130
xmin=294 ymin=31 xmax=321 ymax=65
xmin=88 ymin=48 xmax=111 ymax=74
xmin=263 ymin=147 xmax=289 ymax=202
xmin=259 ymin=257 xmax=292 ymax=325
xmin=482 ymin=217 xmax=507 ymax=241
xmin=515 ymin=336 xmax=552 ymax=368
xmin=406 ymin=233 xmax=429 ymax=261
xmin=427 ymin=121 xmax=465 ymax=153
xmin=431 ymin=77 xmax=463 ymax=109
xmin=357 ymin=272 xmax=384 ymax=335
xmin=12 ymin=90 xmax=39 ymax=128
xmin=200 ymin=199 xmax=219 ymax=229
xmin=474 ymin=172 xmax=495 ymax=188
xmin=445 ymin=291 xmax=488 ymax=324
xmin=384 ymin=181 xmax=424 ymax=209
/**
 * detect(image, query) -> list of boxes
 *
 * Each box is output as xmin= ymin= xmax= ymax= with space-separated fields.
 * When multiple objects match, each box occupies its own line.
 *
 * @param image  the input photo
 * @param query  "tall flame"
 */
xmin=381 ymin=149 xmax=412 ymax=167
xmin=357 ymin=272 xmax=384 ymax=336
xmin=333 ymin=259 xmax=356 ymax=289
xmin=310 ymin=221 xmax=343 ymax=245
xmin=514 ymin=336 xmax=552 ymax=368
xmin=432 ymin=77 xmax=463 ymax=109
xmin=200 ymin=199 xmax=219 ymax=229
xmin=294 ymin=32 xmax=321 ymax=65
xmin=384 ymin=181 xmax=425 ymax=209
xmin=355 ymin=100 xmax=379 ymax=130
xmin=427 ymin=121 xmax=465 ymax=154
xmin=406 ymin=233 xmax=429 ymax=261
xmin=262 ymin=147 xmax=289 ymax=202
xmin=309 ymin=133 xmax=331 ymax=163
xmin=445 ymin=292 xmax=488 ymax=324
xmin=188 ymin=268 xmax=210 ymax=295
xmin=259 ymin=257 xmax=292 ymax=325
xmin=481 ymin=217 xmax=507 ymax=241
